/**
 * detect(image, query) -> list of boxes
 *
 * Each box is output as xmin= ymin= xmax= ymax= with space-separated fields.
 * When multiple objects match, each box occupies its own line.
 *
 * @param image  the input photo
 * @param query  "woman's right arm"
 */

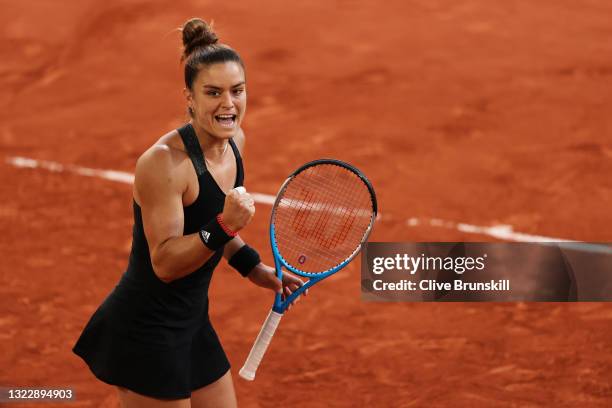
xmin=135 ymin=145 xmax=215 ymax=282
xmin=134 ymin=146 xmax=254 ymax=283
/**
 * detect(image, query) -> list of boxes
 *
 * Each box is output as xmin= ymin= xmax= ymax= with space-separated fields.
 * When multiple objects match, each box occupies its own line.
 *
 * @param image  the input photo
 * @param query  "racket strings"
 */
xmin=283 ymin=184 xmax=370 ymax=264
xmin=273 ymin=164 xmax=374 ymax=273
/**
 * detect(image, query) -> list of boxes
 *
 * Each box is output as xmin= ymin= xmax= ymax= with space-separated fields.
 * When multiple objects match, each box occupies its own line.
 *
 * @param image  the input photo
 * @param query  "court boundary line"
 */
xmin=6 ymin=155 xmax=611 ymax=254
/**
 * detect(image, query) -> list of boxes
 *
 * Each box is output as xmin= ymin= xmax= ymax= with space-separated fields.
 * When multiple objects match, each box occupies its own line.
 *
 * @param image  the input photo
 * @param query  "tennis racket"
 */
xmin=239 ymin=159 xmax=377 ymax=381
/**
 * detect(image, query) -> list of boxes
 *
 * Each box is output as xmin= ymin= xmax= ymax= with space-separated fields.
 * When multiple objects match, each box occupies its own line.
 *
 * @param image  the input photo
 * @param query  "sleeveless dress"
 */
xmin=73 ymin=123 xmax=244 ymax=399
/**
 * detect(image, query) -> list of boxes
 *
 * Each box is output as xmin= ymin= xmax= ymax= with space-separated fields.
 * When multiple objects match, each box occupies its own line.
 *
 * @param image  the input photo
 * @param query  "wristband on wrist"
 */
xmin=216 ymin=214 xmax=238 ymax=237
xmin=229 ymin=244 xmax=261 ymax=277
xmin=198 ymin=214 xmax=237 ymax=251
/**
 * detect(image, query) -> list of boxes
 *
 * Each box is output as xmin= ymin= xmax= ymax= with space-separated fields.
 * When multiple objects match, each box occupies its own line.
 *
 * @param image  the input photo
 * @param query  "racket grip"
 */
xmin=239 ymin=310 xmax=283 ymax=381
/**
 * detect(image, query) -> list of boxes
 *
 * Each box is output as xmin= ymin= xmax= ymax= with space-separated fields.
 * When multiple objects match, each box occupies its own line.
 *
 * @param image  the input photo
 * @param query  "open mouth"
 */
xmin=215 ymin=114 xmax=237 ymax=128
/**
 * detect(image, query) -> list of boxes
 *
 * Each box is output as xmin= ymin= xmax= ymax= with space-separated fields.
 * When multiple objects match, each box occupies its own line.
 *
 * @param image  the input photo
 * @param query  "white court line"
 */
xmin=6 ymin=156 xmax=276 ymax=205
xmin=6 ymin=155 xmax=611 ymax=254
xmin=406 ymin=217 xmax=573 ymax=243
xmin=406 ymin=217 xmax=612 ymax=255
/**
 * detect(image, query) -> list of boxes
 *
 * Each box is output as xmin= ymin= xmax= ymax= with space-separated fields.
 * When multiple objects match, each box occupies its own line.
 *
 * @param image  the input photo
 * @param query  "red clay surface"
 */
xmin=1 ymin=1 xmax=612 ymax=407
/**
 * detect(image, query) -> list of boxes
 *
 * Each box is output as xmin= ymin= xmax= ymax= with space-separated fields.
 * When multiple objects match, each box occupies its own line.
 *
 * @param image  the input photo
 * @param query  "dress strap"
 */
xmin=177 ymin=123 xmax=206 ymax=177
xmin=228 ymin=138 xmax=245 ymax=186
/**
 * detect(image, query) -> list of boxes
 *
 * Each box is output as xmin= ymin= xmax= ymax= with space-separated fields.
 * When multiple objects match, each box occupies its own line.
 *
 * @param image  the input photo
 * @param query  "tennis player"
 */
xmin=73 ymin=18 xmax=305 ymax=408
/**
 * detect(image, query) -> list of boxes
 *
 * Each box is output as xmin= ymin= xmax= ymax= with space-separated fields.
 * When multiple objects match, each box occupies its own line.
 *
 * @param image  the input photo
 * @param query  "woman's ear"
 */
xmin=184 ymin=88 xmax=195 ymax=116
xmin=183 ymin=87 xmax=193 ymax=107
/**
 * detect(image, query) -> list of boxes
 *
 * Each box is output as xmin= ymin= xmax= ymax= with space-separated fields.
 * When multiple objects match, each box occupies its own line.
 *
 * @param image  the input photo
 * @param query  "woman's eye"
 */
xmin=233 ymin=88 xmax=244 ymax=96
xmin=207 ymin=90 xmax=220 ymax=96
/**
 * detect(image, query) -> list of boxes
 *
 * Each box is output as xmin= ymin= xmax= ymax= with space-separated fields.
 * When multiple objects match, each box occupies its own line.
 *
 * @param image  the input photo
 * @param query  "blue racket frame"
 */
xmin=270 ymin=223 xmax=357 ymax=313
xmin=268 ymin=159 xmax=377 ymax=314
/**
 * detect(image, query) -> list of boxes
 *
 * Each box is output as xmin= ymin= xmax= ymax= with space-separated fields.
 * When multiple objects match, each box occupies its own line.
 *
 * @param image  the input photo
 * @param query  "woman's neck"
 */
xmin=191 ymin=121 xmax=230 ymax=161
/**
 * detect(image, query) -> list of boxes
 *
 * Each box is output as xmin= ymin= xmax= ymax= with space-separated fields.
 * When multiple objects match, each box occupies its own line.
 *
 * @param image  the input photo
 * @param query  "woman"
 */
xmin=73 ymin=18 xmax=305 ymax=407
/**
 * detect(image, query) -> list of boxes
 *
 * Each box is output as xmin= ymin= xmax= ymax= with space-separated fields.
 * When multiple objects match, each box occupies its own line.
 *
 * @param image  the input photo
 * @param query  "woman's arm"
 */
xmin=135 ymin=145 xmax=253 ymax=283
xmin=223 ymin=235 xmax=247 ymax=260
xmin=135 ymin=145 xmax=215 ymax=282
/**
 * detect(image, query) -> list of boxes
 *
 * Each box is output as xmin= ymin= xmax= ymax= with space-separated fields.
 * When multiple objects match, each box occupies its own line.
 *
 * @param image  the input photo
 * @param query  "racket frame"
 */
xmin=269 ymin=159 xmax=377 ymax=313
xmin=240 ymin=159 xmax=377 ymax=381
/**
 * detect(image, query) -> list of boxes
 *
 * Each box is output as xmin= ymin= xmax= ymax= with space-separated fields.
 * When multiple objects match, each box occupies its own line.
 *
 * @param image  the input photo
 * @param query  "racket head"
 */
xmin=270 ymin=159 xmax=377 ymax=279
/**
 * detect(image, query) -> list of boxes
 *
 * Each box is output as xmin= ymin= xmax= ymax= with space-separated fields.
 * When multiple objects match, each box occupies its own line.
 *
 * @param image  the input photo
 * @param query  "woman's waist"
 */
xmin=101 ymin=286 xmax=211 ymax=347
xmin=113 ymin=273 xmax=210 ymax=312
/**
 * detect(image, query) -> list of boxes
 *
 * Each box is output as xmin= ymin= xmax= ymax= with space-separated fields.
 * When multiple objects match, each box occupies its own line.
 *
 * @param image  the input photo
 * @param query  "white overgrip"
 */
xmin=239 ymin=310 xmax=283 ymax=381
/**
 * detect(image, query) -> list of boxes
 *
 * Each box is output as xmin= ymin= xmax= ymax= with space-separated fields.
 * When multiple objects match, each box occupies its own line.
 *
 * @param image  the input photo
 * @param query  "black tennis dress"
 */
xmin=73 ymin=123 xmax=244 ymax=399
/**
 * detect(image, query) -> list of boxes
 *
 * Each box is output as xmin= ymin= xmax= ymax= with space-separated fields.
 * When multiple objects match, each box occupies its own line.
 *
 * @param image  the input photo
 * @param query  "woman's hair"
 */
xmin=181 ymin=18 xmax=245 ymax=90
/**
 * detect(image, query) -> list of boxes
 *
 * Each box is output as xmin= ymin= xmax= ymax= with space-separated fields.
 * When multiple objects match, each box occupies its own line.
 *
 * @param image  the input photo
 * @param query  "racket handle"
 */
xmin=234 ymin=186 xmax=246 ymax=194
xmin=239 ymin=310 xmax=283 ymax=381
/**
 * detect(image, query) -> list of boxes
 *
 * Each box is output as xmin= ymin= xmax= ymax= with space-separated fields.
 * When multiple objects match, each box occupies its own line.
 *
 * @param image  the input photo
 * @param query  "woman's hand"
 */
xmin=221 ymin=188 xmax=255 ymax=233
xmin=247 ymin=263 xmax=308 ymax=310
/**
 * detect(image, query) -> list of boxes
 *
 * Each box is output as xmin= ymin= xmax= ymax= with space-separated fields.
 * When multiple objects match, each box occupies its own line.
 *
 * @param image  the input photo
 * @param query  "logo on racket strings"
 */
xmin=290 ymin=188 xmax=357 ymax=249
xmin=298 ymin=255 xmax=307 ymax=264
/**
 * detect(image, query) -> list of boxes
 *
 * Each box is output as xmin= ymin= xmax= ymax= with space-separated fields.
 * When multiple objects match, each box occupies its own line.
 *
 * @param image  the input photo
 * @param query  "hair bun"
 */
xmin=182 ymin=18 xmax=218 ymax=59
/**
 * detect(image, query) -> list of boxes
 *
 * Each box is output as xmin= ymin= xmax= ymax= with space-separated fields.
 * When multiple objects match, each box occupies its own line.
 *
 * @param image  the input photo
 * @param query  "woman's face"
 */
xmin=187 ymin=61 xmax=246 ymax=139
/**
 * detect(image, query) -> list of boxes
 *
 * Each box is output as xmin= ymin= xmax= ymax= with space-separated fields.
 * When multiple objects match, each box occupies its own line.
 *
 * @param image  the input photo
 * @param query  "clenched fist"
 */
xmin=221 ymin=187 xmax=255 ymax=233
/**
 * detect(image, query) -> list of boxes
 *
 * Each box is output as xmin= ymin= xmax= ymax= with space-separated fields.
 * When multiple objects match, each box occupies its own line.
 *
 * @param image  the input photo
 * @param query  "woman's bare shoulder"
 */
xmin=233 ymin=127 xmax=246 ymax=154
xmin=137 ymin=130 xmax=188 ymax=169
xmin=134 ymin=130 xmax=190 ymax=192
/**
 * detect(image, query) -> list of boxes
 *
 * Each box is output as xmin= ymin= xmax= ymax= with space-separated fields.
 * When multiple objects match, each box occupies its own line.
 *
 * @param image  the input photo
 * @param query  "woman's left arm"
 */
xmin=223 ymin=238 xmax=306 ymax=308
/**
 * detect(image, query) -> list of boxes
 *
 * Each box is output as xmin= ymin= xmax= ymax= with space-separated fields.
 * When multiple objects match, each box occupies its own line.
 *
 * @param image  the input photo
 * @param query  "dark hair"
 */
xmin=181 ymin=18 xmax=245 ymax=90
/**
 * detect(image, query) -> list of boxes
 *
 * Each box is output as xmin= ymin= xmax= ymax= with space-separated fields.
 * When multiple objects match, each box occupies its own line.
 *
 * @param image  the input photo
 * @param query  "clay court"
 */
xmin=1 ymin=0 xmax=611 ymax=406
